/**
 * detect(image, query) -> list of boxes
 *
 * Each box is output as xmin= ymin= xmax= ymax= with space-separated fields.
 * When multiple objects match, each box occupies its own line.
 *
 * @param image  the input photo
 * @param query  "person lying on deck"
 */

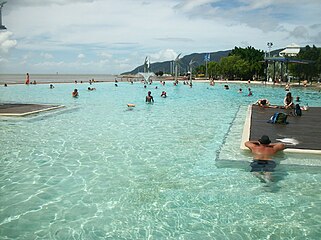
xmin=245 ymin=135 xmax=285 ymax=183
xmin=256 ymin=99 xmax=270 ymax=107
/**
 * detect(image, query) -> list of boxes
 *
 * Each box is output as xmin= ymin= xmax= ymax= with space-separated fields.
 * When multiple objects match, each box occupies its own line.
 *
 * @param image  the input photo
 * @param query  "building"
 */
xmin=279 ymin=43 xmax=300 ymax=57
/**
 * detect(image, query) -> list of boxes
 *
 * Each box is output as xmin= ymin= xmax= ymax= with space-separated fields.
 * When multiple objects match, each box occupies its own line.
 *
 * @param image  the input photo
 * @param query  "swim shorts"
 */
xmin=250 ymin=160 xmax=276 ymax=172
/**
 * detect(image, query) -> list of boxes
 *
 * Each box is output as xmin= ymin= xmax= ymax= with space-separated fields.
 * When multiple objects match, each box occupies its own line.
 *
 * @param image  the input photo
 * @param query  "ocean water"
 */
xmin=0 ymin=80 xmax=321 ymax=239
xmin=0 ymin=74 xmax=118 ymax=84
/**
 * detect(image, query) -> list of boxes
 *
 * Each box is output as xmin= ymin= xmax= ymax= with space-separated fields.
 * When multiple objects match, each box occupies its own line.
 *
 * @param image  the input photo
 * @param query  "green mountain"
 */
xmin=121 ymin=50 xmax=231 ymax=75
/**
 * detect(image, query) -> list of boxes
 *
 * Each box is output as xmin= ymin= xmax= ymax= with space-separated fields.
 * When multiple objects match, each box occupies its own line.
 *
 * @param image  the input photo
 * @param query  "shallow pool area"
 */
xmin=1 ymin=82 xmax=321 ymax=239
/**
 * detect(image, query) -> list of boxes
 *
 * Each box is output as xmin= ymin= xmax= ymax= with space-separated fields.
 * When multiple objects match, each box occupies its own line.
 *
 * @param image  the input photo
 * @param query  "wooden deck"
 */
xmin=241 ymin=105 xmax=321 ymax=154
xmin=0 ymin=103 xmax=64 ymax=117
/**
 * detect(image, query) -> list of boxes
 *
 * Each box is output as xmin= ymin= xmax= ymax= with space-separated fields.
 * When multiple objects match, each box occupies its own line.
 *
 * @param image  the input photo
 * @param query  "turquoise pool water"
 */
xmin=0 ymin=82 xmax=321 ymax=239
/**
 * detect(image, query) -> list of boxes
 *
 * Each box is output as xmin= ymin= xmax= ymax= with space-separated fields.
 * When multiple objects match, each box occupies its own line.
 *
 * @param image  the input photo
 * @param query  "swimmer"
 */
xmin=161 ymin=91 xmax=167 ymax=98
xmin=245 ymin=135 xmax=285 ymax=183
xmin=72 ymin=89 xmax=79 ymax=97
xmin=146 ymin=91 xmax=154 ymax=103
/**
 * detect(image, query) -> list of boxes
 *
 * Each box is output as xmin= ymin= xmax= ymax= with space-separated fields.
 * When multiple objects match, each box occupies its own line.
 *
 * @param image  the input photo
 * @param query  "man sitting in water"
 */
xmin=245 ymin=135 xmax=285 ymax=182
xmin=146 ymin=91 xmax=154 ymax=103
xmin=72 ymin=89 xmax=79 ymax=97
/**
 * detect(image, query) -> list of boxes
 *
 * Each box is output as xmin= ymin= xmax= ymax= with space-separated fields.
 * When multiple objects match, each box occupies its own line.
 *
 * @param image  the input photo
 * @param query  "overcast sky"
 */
xmin=0 ymin=0 xmax=320 ymax=74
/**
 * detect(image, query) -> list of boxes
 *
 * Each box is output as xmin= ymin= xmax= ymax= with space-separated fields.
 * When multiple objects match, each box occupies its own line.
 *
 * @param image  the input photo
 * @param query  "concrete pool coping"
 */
xmin=241 ymin=104 xmax=321 ymax=155
xmin=0 ymin=103 xmax=65 ymax=117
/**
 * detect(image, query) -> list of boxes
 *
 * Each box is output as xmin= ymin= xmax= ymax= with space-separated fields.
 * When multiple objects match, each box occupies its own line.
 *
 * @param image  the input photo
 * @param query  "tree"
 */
xmin=194 ymin=46 xmax=267 ymax=80
xmin=289 ymin=45 xmax=321 ymax=81
xmin=155 ymin=71 xmax=164 ymax=76
xmin=195 ymin=65 xmax=206 ymax=76
xmin=229 ymin=46 xmax=265 ymax=79
xmin=207 ymin=62 xmax=220 ymax=79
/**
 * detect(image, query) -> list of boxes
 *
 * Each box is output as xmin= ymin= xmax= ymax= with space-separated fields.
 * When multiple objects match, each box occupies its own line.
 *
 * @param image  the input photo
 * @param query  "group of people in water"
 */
xmin=15 ymin=73 xmax=312 ymax=184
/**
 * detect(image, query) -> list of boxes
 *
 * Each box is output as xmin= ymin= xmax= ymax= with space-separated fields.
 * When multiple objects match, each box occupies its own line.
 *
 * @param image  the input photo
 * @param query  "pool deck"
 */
xmin=241 ymin=105 xmax=321 ymax=154
xmin=0 ymin=103 xmax=64 ymax=117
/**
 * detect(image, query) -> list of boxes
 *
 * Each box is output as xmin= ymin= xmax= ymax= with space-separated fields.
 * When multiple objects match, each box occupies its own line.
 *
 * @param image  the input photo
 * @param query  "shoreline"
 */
xmin=0 ymin=74 xmax=320 ymax=89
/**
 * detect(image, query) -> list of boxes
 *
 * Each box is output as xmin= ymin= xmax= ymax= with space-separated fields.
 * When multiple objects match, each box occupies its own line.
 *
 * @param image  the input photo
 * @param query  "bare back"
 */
xmin=245 ymin=141 xmax=285 ymax=160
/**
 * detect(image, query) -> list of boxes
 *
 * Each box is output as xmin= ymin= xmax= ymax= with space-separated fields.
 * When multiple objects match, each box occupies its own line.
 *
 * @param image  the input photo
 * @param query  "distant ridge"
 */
xmin=121 ymin=50 xmax=232 ymax=75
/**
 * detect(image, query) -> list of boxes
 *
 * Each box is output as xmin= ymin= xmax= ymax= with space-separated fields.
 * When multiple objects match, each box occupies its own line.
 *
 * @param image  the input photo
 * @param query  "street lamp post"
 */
xmin=0 ymin=1 xmax=7 ymax=30
xmin=267 ymin=42 xmax=273 ymax=57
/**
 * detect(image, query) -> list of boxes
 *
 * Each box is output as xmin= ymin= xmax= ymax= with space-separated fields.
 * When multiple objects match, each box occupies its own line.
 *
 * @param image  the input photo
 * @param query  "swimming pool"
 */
xmin=1 ymin=82 xmax=321 ymax=239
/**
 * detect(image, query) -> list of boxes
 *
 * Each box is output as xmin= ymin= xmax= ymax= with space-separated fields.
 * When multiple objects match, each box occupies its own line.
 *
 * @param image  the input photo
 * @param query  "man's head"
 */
xmin=258 ymin=135 xmax=271 ymax=145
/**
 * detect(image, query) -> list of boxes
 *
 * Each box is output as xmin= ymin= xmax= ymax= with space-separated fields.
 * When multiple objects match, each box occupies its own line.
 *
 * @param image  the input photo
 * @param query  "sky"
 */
xmin=0 ymin=0 xmax=320 ymax=74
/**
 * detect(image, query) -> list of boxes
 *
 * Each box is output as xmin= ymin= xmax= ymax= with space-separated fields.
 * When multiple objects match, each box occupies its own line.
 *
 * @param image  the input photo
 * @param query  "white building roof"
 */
xmin=279 ymin=43 xmax=300 ymax=56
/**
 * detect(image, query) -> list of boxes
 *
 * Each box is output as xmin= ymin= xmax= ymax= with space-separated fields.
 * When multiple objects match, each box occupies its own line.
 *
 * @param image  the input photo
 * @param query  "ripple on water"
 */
xmin=1 ymin=82 xmax=321 ymax=239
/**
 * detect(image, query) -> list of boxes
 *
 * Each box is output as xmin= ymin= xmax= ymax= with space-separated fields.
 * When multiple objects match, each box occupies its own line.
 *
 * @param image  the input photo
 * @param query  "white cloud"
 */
xmin=98 ymin=52 xmax=112 ymax=59
xmin=0 ymin=57 xmax=9 ymax=63
xmin=40 ymin=52 xmax=54 ymax=59
xmin=289 ymin=26 xmax=309 ymax=40
xmin=34 ymin=61 xmax=65 ymax=67
xmin=78 ymin=53 xmax=85 ymax=59
xmin=149 ymin=49 xmax=178 ymax=62
xmin=175 ymin=0 xmax=216 ymax=12
xmin=1 ymin=0 xmax=320 ymax=74
xmin=0 ymin=31 xmax=17 ymax=53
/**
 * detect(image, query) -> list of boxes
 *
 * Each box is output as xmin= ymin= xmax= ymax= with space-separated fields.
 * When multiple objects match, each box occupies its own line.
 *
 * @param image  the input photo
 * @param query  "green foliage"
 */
xmin=195 ymin=46 xmax=264 ymax=80
xmin=289 ymin=45 xmax=321 ymax=81
xmin=155 ymin=71 xmax=164 ymax=76
xmin=230 ymin=46 xmax=265 ymax=78
xmin=208 ymin=62 xmax=220 ymax=78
